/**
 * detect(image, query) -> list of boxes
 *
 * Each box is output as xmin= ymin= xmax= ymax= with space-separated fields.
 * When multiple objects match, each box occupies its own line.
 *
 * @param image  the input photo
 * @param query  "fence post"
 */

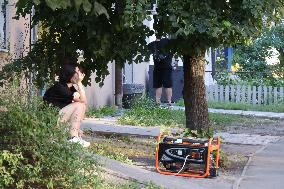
xmin=236 ymin=85 xmax=241 ymax=103
xmin=230 ymin=85 xmax=235 ymax=103
xmin=225 ymin=85 xmax=229 ymax=102
xmin=263 ymin=86 xmax=267 ymax=105
xmin=241 ymin=85 xmax=246 ymax=103
xmin=269 ymin=86 xmax=273 ymax=104
xmin=220 ymin=85 xmax=224 ymax=102
xmin=257 ymin=86 xmax=262 ymax=104
xmin=252 ymin=86 xmax=257 ymax=105
xmin=274 ymin=87 xmax=278 ymax=104
xmin=247 ymin=85 xmax=251 ymax=104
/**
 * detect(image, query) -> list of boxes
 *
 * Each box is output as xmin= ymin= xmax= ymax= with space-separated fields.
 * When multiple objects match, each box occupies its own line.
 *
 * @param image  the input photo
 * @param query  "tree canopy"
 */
xmin=126 ymin=0 xmax=284 ymax=130
xmin=1 ymin=0 xmax=152 ymax=87
xmin=231 ymin=21 xmax=284 ymax=86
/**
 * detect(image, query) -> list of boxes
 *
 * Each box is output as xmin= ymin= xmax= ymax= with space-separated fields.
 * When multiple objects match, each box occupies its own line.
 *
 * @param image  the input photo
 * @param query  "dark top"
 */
xmin=149 ymin=38 xmax=173 ymax=70
xmin=43 ymin=82 xmax=77 ymax=109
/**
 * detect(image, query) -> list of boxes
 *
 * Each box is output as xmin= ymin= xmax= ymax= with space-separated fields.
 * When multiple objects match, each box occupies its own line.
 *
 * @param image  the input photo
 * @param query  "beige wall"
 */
xmin=85 ymin=62 xmax=115 ymax=108
xmin=132 ymin=62 xmax=149 ymax=85
xmin=1 ymin=0 xmax=30 ymax=70
xmin=5 ymin=0 xmax=30 ymax=58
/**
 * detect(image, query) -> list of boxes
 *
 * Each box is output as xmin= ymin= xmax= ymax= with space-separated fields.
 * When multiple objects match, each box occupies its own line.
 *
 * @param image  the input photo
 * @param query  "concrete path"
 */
xmin=169 ymin=106 xmax=284 ymax=120
xmin=95 ymin=154 xmax=232 ymax=189
xmin=235 ymin=137 xmax=284 ymax=189
xmin=82 ymin=119 xmax=160 ymax=137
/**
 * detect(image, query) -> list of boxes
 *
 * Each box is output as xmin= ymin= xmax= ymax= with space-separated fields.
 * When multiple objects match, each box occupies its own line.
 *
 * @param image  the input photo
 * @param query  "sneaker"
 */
xmin=69 ymin=136 xmax=90 ymax=148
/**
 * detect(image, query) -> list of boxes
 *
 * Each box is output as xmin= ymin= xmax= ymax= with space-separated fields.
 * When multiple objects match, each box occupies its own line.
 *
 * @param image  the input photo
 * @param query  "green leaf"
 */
xmin=74 ymin=0 xmax=83 ymax=11
xmin=82 ymin=0 xmax=92 ymax=12
xmin=93 ymin=1 xmax=109 ymax=19
xmin=45 ymin=0 xmax=58 ymax=10
xmin=33 ymin=0 xmax=40 ymax=5
xmin=45 ymin=0 xmax=71 ymax=10
xmin=222 ymin=20 xmax=232 ymax=28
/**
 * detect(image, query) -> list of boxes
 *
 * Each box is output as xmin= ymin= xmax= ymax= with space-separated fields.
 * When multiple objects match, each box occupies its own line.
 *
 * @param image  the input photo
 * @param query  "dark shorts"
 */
xmin=153 ymin=69 xmax=173 ymax=88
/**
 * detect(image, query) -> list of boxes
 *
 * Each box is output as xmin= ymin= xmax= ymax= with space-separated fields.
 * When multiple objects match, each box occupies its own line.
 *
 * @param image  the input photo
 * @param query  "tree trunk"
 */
xmin=115 ymin=64 xmax=123 ymax=108
xmin=183 ymin=54 xmax=209 ymax=130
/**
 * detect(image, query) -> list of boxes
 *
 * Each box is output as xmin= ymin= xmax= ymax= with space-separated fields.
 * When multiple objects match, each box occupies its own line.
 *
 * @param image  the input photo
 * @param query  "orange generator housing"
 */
xmin=155 ymin=133 xmax=220 ymax=178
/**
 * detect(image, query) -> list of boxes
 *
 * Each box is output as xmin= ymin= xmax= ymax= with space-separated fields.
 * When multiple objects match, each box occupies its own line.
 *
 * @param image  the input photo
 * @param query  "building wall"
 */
xmin=85 ymin=62 xmax=115 ymax=108
xmin=0 ymin=0 xmax=30 ymax=67
xmin=6 ymin=0 xmax=30 ymax=57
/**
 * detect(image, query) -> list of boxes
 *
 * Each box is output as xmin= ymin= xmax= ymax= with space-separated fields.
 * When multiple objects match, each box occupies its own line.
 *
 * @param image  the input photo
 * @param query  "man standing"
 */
xmin=149 ymin=37 xmax=173 ymax=105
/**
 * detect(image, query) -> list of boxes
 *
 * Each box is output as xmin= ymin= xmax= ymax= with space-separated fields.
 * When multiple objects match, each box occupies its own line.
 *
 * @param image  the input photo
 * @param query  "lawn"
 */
xmin=86 ymin=98 xmax=277 ymax=130
xmin=176 ymin=99 xmax=284 ymax=113
xmin=117 ymin=100 xmax=274 ymax=129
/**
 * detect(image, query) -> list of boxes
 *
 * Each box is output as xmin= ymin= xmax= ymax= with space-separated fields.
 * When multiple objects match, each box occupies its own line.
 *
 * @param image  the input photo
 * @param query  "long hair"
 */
xmin=58 ymin=63 xmax=78 ymax=84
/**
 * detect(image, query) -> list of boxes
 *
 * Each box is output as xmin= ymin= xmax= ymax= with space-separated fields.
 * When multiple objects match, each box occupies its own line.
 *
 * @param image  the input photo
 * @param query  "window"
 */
xmin=0 ymin=0 xmax=6 ymax=49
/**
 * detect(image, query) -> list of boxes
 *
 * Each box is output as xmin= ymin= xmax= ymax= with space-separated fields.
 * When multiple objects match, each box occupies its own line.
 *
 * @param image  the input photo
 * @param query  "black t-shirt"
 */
xmin=149 ymin=38 xmax=173 ymax=70
xmin=43 ymin=82 xmax=77 ymax=109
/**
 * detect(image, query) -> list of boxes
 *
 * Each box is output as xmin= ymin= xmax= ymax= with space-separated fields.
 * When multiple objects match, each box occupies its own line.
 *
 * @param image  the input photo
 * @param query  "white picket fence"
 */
xmin=206 ymin=85 xmax=284 ymax=105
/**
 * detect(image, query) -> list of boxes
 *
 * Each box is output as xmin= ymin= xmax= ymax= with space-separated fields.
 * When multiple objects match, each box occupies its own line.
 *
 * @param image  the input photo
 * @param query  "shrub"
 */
xmin=0 ymin=87 xmax=102 ymax=188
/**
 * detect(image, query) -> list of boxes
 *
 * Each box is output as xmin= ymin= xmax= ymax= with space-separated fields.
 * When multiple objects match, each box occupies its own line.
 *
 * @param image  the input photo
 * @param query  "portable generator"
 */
xmin=155 ymin=133 xmax=220 ymax=178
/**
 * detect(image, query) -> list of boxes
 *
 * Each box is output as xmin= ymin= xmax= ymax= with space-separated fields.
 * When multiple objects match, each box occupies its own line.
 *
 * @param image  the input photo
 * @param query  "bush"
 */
xmin=0 ymin=87 xmax=102 ymax=189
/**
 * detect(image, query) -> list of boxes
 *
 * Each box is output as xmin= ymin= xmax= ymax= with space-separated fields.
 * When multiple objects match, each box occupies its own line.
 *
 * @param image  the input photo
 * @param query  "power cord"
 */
xmin=174 ymin=154 xmax=190 ymax=176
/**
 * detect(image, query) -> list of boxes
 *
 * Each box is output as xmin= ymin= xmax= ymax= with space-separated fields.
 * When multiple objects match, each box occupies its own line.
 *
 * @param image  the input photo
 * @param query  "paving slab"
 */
xmin=237 ymin=137 xmax=284 ymax=189
xmin=216 ymin=132 xmax=280 ymax=145
xmin=82 ymin=119 xmax=160 ymax=137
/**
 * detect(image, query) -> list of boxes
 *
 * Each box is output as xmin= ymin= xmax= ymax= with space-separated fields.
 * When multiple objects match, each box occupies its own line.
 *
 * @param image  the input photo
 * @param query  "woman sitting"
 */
xmin=43 ymin=63 xmax=90 ymax=147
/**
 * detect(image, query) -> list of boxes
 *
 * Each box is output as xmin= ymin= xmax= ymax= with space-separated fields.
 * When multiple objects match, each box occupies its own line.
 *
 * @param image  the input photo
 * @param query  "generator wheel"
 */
xmin=209 ymin=167 xmax=218 ymax=177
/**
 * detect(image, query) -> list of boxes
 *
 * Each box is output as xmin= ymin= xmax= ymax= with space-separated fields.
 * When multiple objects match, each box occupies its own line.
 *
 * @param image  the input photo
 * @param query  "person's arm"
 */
xmin=73 ymin=72 xmax=87 ymax=105
xmin=76 ymin=81 xmax=87 ymax=105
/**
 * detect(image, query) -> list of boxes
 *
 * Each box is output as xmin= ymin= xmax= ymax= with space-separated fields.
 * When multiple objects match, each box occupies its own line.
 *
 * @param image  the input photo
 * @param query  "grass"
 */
xmin=208 ymin=101 xmax=284 ymax=112
xmin=86 ymin=106 xmax=118 ymax=118
xmin=89 ymin=134 xmax=156 ymax=164
xmin=176 ymin=99 xmax=284 ymax=112
xmin=90 ymin=135 xmax=133 ymax=164
xmin=118 ymin=97 xmax=270 ymax=128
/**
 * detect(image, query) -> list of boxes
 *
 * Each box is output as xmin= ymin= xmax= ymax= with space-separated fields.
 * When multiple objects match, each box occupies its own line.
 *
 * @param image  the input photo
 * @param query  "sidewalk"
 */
xmin=235 ymin=137 xmax=284 ymax=189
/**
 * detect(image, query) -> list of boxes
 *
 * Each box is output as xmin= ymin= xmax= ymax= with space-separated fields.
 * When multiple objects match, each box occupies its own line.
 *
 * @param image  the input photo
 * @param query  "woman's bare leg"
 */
xmin=59 ymin=102 xmax=86 ymax=137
